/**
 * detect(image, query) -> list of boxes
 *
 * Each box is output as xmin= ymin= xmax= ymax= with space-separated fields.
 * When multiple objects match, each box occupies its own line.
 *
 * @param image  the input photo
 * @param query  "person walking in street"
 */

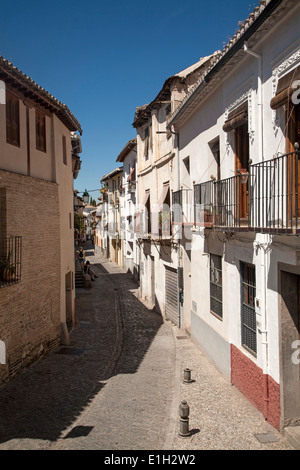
xmin=78 ymin=247 xmax=85 ymax=270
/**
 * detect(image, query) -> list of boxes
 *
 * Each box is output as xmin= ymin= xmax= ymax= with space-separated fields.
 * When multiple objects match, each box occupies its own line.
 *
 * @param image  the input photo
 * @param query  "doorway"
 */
xmin=279 ymin=267 xmax=300 ymax=428
xmin=65 ymin=271 xmax=73 ymax=328
xmin=286 ymin=103 xmax=300 ymax=221
xmin=165 ymin=266 xmax=179 ymax=325
xmin=235 ymin=122 xmax=250 ymax=221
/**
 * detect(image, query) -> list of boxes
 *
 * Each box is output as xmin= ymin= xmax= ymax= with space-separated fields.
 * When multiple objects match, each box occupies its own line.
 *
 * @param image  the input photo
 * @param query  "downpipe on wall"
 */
xmin=245 ymin=41 xmax=270 ymax=419
xmin=243 ymin=42 xmax=263 ymax=162
xmin=255 ymin=236 xmax=272 ymax=420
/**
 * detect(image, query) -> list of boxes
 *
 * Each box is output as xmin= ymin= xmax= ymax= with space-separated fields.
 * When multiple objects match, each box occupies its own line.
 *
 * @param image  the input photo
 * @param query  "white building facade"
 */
xmin=167 ymin=0 xmax=300 ymax=434
xmin=116 ymin=138 xmax=140 ymax=280
xmin=133 ymin=55 xmax=216 ymax=319
xmin=95 ymin=167 xmax=123 ymax=263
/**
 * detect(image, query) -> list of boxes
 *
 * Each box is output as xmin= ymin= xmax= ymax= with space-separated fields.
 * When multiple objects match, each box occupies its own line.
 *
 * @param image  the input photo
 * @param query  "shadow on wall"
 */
xmin=0 ymin=260 xmax=163 ymax=444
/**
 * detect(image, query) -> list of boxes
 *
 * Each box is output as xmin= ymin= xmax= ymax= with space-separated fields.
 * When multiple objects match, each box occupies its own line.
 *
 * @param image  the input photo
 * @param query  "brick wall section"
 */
xmin=0 ymin=170 xmax=61 ymax=385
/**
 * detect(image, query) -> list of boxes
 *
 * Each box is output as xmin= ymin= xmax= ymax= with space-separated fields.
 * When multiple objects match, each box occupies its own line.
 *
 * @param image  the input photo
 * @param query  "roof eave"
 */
xmin=116 ymin=138 xmax=137 ymax=162
xmin=101 ymin=167 xmax=123 ymax=182
xmin=0 ymin=57 xmax=82 ymax=135
xmin=168 ymin=0 xmax=284 ymax=129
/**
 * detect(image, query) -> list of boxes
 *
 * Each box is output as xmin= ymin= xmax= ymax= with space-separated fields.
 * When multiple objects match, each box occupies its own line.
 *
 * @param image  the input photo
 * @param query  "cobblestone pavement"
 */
xmin=0 ymin=245 xmax=295 ymax=451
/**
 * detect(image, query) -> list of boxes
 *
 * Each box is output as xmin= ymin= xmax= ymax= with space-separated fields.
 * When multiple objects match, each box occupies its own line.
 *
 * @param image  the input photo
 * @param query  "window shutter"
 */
xmin=223 ymin=102 xmax=248 ymax=132
xmin=270 ymin=65 xmax=300 ymax=110
xmin=6 ymin=93 xmax=20 ymax=146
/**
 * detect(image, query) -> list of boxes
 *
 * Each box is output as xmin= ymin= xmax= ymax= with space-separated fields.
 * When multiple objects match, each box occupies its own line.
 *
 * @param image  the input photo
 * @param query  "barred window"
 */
xmin=210 ymin=254 xmax=222 ymax=319
xmin=0 ymin=236 xmax=22 ymax=287
xmin=241 ymin=262 xmax=256 ymax=355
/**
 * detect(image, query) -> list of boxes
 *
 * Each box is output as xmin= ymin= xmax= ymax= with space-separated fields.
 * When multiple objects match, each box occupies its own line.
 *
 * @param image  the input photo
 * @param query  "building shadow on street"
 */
xmin=0 ymin=259 xmax=164 ymax=445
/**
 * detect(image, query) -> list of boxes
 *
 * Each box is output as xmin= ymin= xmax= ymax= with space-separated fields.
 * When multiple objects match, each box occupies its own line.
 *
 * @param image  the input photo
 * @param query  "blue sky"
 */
xmin=0 ymin=0 xmax=259 ymax=196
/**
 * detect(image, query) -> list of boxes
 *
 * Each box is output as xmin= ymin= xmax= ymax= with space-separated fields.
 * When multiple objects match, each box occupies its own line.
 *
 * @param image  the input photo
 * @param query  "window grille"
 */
xmin=0 ymin=236 xmax=22 ymax=287
xmin=172 ymin=190 xmax=182 ymax=225
xmin=210 ymin=254 xmax=222 ymax=319
xmin=241 ymin=262 xmax=256 ymax=355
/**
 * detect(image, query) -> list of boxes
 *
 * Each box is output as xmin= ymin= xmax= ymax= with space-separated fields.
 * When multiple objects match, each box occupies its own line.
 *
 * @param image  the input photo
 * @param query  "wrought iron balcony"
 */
xmin=0 ymin=236 xmax=22 ymax=287
xmin=250 ymin=150 xmax=300 ymax=234
xmin=192 ymin=149 xmax=300 ymax=234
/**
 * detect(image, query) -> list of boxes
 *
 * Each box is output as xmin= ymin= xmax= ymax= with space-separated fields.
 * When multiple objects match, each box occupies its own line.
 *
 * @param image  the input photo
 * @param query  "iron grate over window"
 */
xmin=172 ymin=190 xmax=182 ymax=225
xmin=0 ymin=236 xmax=22 ymax=287
xmin=241 ymin=262 xmax=256 ymax=355
xmin=210 ymin=254 xmax=222 ymax=319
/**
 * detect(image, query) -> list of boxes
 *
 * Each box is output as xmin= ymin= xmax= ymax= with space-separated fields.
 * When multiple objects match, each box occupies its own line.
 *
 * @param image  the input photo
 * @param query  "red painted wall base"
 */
xmin=231 ymin=345 xmax=280 ymax=430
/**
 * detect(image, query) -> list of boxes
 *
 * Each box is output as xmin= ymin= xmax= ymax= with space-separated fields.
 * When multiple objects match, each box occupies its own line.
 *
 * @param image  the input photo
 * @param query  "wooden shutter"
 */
xmin=6 ymin=92 xmax=20 ymax=146
xmin=62 ymin=135 xmax=67 ymax=164
xmin=36 ymin=111 xmax=46 ymax=152
xmin=223 ymin=102 xmax=248 ymax=133
xmin=270 ymin=65 xmax=300 ymax=110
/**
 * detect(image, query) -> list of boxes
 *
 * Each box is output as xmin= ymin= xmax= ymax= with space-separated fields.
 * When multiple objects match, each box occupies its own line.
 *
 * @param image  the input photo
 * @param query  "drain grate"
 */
xmin=254 ymin=432 xmax=278 ymax=443
xmin=56 ymin=347 xmax=86 ymax=356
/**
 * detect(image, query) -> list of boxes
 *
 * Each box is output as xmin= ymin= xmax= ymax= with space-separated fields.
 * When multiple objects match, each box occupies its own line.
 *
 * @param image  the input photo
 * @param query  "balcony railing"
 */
xmin=194 ymin=180 xmax=216 ymax=228
xmin=214 ymin=172 xmax=250 ymax=230
xmin=0 ymin=236 xmax=22 ymax=287
xmin=191 ymin=150 xmax=300 ymax=234
xmin=172 ymin=189 xmax=193 ymax=226
xmin=250 ymin=150 xmax=300 ymax=233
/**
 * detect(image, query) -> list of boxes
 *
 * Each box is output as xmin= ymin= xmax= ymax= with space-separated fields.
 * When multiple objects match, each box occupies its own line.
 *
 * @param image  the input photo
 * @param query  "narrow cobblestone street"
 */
xmin=0 ymin=244 xmax=294 ymax=451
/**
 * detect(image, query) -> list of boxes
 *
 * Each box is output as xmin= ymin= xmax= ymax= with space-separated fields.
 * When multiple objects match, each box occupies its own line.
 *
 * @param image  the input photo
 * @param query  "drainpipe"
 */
xmin=175 ymin=130 xmax=182 ymax=329
xmin=257 ymin=237 xmax=270 ymax=420
xmin=243 ymin=42 xmax=263 ymax=162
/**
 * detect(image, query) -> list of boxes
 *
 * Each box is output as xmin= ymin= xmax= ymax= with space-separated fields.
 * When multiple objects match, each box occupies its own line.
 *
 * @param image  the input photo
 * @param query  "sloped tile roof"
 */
xmin=0 ymin=56 xmax=82 ymax=134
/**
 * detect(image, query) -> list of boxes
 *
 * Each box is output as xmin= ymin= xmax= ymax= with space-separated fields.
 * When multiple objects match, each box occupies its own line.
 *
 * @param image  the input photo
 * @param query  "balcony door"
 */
xmin=235 ymin=122 xmax=250 ymax=221
xmin=271 ymin=66 xmax=300 ymax=224
xmin=223 ymin=101 xmax=249 ymax=224
xmin=286 ymin=103 xmax=300 ymax=220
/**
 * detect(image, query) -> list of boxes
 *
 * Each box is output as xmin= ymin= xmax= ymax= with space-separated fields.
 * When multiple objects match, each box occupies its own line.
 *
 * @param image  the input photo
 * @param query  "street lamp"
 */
xmin=76 ymin=188 xmax=103 ymax=204
xmin=82 ymin=189 xmax=90 ymax=204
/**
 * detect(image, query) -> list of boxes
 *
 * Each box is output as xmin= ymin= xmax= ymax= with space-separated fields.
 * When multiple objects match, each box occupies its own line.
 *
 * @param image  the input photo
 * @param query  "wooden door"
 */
xmin=286 ymin=104 xmax=300 ymax=221
xmin=235 ymin=123 xmax=249 ymax=221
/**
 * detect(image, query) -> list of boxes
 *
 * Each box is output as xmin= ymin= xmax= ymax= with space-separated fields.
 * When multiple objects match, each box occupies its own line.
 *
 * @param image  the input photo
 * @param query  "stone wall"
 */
xmin=0 ymin=170 xmax=61 ymax=385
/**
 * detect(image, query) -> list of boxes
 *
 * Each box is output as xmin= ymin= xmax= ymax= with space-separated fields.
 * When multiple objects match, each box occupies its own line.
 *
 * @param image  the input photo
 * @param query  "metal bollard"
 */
xmin=179 ymin=400 xmax=190 ymax=437
xmin=183 ymin=368 xmax=192 ymax=384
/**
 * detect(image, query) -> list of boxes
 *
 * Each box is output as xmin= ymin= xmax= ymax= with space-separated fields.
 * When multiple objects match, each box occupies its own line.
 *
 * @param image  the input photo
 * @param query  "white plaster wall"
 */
xmin=261 ymin=5 xmax=300 ymax=159
xmin=121 ymin=149 xmax=137 ymax=273
xmin=175 ymin=1 xmax=300 ymax=384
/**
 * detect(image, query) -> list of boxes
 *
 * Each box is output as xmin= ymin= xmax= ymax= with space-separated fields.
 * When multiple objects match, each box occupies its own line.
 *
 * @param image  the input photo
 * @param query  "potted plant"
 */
xmin=0 ymin=252 xmax=16 ymax=283
xmin=100 ymin=184 xmax=108 ymax=194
